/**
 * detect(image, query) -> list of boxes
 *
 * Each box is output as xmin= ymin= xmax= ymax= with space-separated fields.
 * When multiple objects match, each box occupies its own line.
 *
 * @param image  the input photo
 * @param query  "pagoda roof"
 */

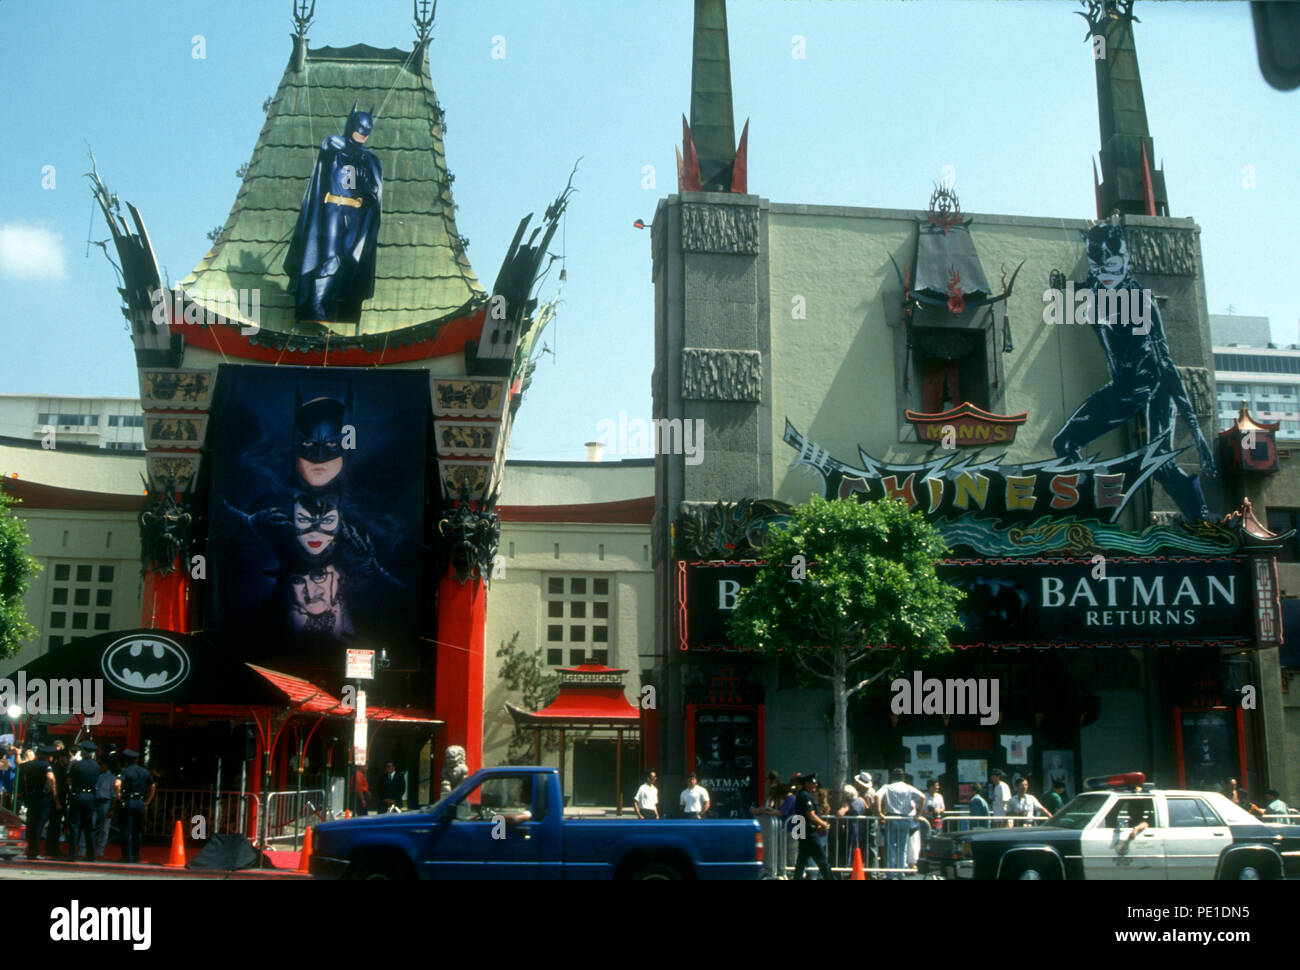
xmin=181 ymin=37 xmax=486 ymax=337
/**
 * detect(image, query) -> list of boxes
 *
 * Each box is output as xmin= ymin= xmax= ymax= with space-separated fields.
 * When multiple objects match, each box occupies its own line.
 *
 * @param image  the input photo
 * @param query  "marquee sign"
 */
xmin=677 ymin=556 xmax=1254 ymax=651
xmin=905 ymin=402 xmax=1029 ymax=447
xmin=787 ymin=420 xmax=1176 ymax=525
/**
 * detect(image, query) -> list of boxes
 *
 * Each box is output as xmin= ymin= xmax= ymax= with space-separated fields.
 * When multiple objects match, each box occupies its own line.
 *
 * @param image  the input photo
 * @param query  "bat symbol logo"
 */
xmin=102 ymin=636 xmax=191 ymax=695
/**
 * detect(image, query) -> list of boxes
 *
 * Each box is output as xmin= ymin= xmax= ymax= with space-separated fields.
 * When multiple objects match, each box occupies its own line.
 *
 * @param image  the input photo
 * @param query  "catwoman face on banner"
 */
xmin=207 ymin=366 xmax=428 ymax=670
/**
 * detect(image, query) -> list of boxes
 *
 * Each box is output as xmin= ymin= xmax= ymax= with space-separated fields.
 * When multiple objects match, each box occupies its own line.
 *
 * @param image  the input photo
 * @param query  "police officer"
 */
xmin=20 ymin=745 xmax=57 ymax=860
xmin=118 ymin=750 xmax=154 ymax=864
xmin=67 ymin=740 xmax=101 ymax=861
xmin=47 ymin=745 xmax=71 ymax=857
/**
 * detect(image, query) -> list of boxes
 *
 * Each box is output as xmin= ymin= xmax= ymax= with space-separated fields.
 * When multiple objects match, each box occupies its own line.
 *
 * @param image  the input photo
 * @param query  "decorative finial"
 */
xmin=1078 ymin=0 xmax=1138 ymax=38
xmin=926 ymin=184 xmax=962 ymax=233
xmin=414 ymin=0 xmax=437 ymax=44
xmin=293 ymin=0 xmax=316 ymax=40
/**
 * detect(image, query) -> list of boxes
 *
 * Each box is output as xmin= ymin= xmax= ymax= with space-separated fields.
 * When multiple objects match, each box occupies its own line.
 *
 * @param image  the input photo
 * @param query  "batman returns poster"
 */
xmin=207 ymin=366 xmax=428 ymax=671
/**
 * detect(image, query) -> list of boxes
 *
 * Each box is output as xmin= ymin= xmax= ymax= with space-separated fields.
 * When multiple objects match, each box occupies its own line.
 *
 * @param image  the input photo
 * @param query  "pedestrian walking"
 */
xmin=967 ymin=782 xmax=990 ymax=830
xmin=836 ymin=783 xmax=869 ymax=866
xmin=353 ymin=766 xmax=370 ymax=816
xmin=1008 ymin=777 xmax=1048 ymax=826
xmin=1042 ymin=779 xmax=1067 ymax=815
xmin=20 ymin=744 xmax=57 ymax=860
xmin=792 ymin=773 xmax=832 ymax=880
xmin=877 ymin=767 xmax=925 ymax=879
xmin=67 ymin=740 xmax=101 ymax=861
xmin=634 ymin=770 xmax=659 ymax=819
xmin=118 ymin=749 xmax=154 ymax=863
xmin=679 ymin=773 xmax=710 ymax=819
xmin=923 ymin=779 xmax=945 ymax=830
xmin=988 ymin=769 xmax=1012 ymax=827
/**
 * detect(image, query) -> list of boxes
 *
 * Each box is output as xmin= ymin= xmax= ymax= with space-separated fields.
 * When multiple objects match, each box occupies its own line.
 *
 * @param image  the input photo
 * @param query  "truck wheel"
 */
xmin=632 ymin=862 xmax=684 ymax=880
xmin=348 ymin=859 xmax=408 ymax=880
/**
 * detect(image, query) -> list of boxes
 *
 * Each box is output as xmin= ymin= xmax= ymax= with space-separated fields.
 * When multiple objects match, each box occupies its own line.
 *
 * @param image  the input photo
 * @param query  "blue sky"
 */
xmin=0 ymin=0 xmax=1294 ymax=459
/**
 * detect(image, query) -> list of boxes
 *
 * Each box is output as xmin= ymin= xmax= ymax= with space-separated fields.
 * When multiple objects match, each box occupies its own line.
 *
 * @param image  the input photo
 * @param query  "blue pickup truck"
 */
xmin=309 ymin=766 xmax=763 ymax=880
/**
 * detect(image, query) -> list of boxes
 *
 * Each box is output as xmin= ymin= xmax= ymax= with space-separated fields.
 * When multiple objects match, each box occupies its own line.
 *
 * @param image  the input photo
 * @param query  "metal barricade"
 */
xmin=262 ymin=789 xmax=328 ymax=851
xmin=142 ymin=789 xmax=258 ymax=841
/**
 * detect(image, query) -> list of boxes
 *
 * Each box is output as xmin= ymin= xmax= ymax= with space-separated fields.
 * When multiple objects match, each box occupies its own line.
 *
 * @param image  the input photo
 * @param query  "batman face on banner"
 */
xmin=208 ymin=366 xmax=428 ymax=670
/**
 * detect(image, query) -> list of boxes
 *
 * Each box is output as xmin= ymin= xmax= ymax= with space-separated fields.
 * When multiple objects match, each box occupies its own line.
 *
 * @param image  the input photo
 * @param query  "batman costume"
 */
xmin=284 ymin=104 xmax=382 ymax=324
xmin=292 ymin=387 xmax=351 ymax=493
xmin=1051 ymin=218 xmax=1216 ymax=521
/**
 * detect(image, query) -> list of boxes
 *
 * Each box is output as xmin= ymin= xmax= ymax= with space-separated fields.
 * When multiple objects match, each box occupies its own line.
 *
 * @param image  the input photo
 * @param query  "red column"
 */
xmin=141 ymin=556 xmax=190 ymax=632
xmin=434 ymin=565 xmax=486 ymax=779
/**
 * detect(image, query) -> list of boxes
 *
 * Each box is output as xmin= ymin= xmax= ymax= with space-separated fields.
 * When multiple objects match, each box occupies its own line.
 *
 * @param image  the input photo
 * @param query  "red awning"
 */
xmin=248 ymin=665 xmax=441 ymax=724
xmin=506 ymin=664 xmax=640 ymax=728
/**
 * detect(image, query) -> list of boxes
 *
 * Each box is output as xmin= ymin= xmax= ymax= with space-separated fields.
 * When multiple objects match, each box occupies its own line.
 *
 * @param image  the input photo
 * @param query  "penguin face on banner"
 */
xmin=1080 ymin=221 xmax=1130 ymax=289
xmin=289 ymin=564 xmax=343 ymax=617
xmin=101 ymin=635 xmax=191 ymax=696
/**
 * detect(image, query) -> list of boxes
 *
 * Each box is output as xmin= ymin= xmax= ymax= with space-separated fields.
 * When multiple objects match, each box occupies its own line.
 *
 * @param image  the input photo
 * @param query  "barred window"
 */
xmin=45 ymin=560 xmax=115 ymax=651
xmin=541 ymin=574 xmax=613 ymax=667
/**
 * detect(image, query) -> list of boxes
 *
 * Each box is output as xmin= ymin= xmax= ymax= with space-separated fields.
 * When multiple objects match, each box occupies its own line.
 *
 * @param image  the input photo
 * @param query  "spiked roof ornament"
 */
xmin=414 ymin=0 xmax=437 ymax=45
xmin=1078 ymin=0 xmax=1168 ymax=217
xmin=292 ymin=0 xmax=315 ymax=40
xmin=679 ymin=0 xmax=749 ymax=193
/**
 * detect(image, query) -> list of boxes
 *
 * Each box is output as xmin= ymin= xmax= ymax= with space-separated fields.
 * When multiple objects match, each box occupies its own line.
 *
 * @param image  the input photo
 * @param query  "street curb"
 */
xmin=0 ymin=858 xmax=311 ymax=879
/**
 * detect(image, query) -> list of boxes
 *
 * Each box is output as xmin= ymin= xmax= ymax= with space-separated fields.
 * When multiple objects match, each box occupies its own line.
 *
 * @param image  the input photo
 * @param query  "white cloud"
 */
xmin=0 ymin=224 xmax=68 ymax=280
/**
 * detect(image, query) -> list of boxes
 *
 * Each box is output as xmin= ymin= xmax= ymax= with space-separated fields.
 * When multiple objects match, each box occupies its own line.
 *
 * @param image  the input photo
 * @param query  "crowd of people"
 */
xmin=0 ymin=738 xmax=155 ymax=863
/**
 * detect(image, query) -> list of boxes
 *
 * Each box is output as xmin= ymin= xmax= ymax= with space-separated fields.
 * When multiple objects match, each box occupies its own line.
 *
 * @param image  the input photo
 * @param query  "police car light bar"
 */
xmin=1084 ymin=771 xmax=1146 ymax=791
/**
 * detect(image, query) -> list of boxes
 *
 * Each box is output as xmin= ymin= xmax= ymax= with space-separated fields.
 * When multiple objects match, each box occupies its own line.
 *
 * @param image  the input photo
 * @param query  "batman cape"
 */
xmin=284 ymin=105 xmax=382 ymax=324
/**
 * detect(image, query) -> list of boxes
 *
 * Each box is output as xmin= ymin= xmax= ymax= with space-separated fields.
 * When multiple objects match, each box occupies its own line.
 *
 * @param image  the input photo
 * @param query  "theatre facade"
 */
xmin=1 ymin=5 xmax=572 ymax=808
xmin=647 ymin=0 xmax=1290 ymax=811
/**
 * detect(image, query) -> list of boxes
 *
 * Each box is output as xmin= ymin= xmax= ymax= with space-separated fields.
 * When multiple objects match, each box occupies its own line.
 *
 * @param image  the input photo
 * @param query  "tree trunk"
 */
xmin=833 ymin=646 xmax=849 ymax=792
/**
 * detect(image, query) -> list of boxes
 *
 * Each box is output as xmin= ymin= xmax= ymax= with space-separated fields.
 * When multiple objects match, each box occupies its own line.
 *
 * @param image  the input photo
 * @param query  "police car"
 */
xmin=923 ymin=772 xmax=1300 ymax=880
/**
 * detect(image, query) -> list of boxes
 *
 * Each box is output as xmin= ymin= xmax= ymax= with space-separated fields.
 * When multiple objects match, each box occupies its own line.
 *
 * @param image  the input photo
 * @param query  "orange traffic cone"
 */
xmin=851 ymin=848 xmax=866 ymax=881
xmin=164 ymin=820 xmax=187 ymax=868
xmin=297 ymin=826 xmax=314 ymax=873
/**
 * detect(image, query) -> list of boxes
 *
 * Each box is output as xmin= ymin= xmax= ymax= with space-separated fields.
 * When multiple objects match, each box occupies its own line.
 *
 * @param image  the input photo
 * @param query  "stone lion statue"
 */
xmin=440 ymin=744 xmax=469 ymax=796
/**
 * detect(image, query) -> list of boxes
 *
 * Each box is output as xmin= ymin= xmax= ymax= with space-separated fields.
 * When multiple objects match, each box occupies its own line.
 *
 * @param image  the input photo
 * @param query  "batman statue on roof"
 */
xmin=284 ymin=102 xmax=382 ymax=324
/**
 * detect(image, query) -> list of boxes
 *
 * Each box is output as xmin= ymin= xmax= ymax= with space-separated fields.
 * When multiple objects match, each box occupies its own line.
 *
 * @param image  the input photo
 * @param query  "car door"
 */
xmin=1080 ymin=795 xmax=1163 ymax=879
xmin=1162 ymin=796 xmax=1231 ymax=879
xmin=424 ymin=773 xmax=542 ymax=880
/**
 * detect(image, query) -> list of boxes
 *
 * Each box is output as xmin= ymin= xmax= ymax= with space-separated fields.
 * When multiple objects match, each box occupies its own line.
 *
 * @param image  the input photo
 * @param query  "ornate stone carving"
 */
xmin=147 ymin=455 xmax=199 ymax=491
xmin=1125 ymin=227 xmax=1199 ymax=277
xmin=681 ymin=203 xmax=759 ymax=255
xmin=681 ymin=348 xmax=762 ymax=402
xmin=435 ymin=421 xmax=497 ymax=457
xmin=437 ymin=482 xmax=501 ymax=583
xmin=139 ymin=369 xmax=213 ymax=409
xmin=432 ymin=377 xmax=507 ymax=418
xmin=1177 ymin=365 xmax=1215 ymax=416
xmin=138 ymin=479 xmax=197 ymax=576
xmin=441 ymin=744 xmax=469 ymax=796
xmin=144 ymin=415 xmax=207 ymax=449
xmin=675 ymin=498 xmax=792 ymax=560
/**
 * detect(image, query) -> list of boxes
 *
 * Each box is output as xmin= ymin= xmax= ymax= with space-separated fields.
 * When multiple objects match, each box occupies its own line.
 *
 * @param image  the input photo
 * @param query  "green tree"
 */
xmin=0 ymin=491 xmax=40 ymax=658
xmin=726 ymin=495 xmax=964 ymax=790
xmin=496 ymin=632 xmax=561 ymax=764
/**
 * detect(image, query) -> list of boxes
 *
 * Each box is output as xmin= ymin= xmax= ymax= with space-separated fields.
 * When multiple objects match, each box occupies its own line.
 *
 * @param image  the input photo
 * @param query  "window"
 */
xmin=541 ymin=573 xmax=612 ymax=666
xmin=107 ymin=414 xmax=143 ymax=428
xmin=45 ymin=561 xmax=115 ymax=647
xmin=1168 ymin=798 xmax=1218 ymax=828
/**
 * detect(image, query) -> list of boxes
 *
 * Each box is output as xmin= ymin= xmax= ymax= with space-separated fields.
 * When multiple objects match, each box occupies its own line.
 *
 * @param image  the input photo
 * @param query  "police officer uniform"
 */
xmin=93 ymin=751 xmax=117 ymax=857
xmin=20 ymin=745 xmax=56 ymax=860
xmin=67 ymin=741 xmax=101 ymax=861
xmin=46 ymin=748 xmax=70 ymax=857
xmin=118 ymin=750 xmax=153 ymax=864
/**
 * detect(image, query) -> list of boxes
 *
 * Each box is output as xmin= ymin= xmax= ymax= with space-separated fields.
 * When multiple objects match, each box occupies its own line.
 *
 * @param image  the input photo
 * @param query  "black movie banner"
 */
xmin=208 ymin=365 xmax=429 ymax=671
xmin=678 ymin=556 xmax=1254 ymax=650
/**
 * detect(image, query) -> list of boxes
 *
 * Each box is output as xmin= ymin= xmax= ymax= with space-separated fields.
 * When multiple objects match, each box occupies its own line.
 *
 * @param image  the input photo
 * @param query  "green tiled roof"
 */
xmin=182 ymin=41 xmax=486 ymax=335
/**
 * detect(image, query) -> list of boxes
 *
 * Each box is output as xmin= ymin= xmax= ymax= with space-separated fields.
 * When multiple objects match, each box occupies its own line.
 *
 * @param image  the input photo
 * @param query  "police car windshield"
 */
xmin=1203 ymin=793 xmax=1258 ymax=825
xmin=1040 ymin=792 xmax=1110 ymax=829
